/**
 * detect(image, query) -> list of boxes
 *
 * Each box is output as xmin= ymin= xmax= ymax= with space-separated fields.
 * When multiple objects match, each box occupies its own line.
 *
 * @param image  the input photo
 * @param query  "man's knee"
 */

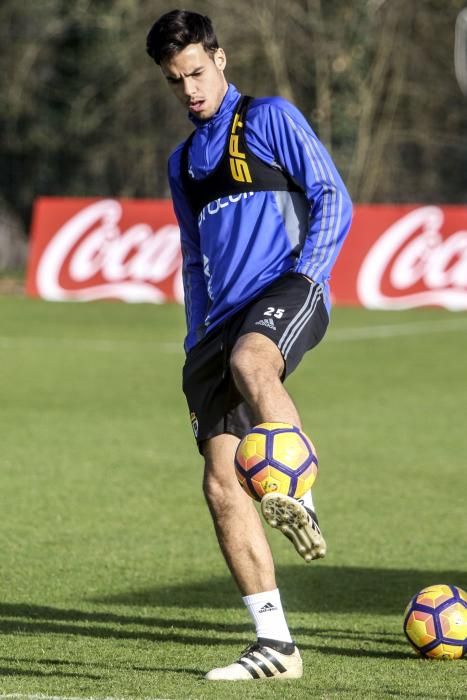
xmin=203 ymin=467 xmax=238 ymax=520
xmin=203 ymin=467 xmax=221 ymax=503
xmin=202 ymin=435 xmax=240 ymax=512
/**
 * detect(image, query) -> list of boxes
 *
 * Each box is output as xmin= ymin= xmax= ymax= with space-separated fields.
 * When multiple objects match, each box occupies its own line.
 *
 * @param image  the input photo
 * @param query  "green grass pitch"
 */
xmin=0 ymin=296 xmax=466 ymax=699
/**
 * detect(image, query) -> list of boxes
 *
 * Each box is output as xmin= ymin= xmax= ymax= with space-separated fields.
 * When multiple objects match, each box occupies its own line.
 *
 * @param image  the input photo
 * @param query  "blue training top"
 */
xmin=168 ymin=83 xmax=353 ymax=353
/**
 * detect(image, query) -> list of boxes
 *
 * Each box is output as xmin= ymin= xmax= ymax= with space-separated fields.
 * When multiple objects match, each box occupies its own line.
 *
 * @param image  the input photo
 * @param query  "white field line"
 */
xmin=0 ymin=695 xmax=173 ymax=700
xmin=326 ymin=316 xmax=467 ymax=342
xmin=0 ymin=337 xmax=182 ymax=353
xmin=0 ymin=317 xmax=466 ymax=353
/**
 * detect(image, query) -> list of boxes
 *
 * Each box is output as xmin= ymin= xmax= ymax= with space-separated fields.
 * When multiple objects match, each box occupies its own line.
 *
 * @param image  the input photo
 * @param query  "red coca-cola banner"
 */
xmin=26 ymin=197 xmax=183 ymax=303
xmin=332 ymin=204 xmax=467 ymax=310
xmin=26 ymin=197 xmax=467 ymax=310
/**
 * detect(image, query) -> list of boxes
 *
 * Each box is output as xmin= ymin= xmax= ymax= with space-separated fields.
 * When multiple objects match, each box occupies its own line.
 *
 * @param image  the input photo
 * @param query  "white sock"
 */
xmin=242 ymin=588 xmax=293 ymax=643
xmin=298 ymin=488 xmax=315 ymax=512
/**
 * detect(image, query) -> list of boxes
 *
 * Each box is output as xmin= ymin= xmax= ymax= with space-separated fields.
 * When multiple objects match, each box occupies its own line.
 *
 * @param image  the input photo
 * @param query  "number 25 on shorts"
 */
xmin=263 ymin=307 xmax=285 ymax=319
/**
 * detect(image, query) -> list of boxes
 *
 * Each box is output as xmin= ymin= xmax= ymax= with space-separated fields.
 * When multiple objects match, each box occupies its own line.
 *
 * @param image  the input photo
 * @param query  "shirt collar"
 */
xmin=188 ymin=83 xmax=241 ymax=128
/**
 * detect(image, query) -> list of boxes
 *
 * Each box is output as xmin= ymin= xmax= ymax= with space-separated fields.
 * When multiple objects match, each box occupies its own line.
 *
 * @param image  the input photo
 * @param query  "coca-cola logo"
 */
xmin=30 ymin=199 xmax=467 ymax=310
xmin=357 ymin=206 xmax=467 ymax=310
xmin=36 ymin=199 xmax=184 ymax=302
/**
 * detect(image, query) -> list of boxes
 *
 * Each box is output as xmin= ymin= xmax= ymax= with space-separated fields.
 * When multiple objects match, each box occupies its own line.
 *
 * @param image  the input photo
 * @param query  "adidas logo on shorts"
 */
xmin=255 ymin=318 xmax=276 ymax=330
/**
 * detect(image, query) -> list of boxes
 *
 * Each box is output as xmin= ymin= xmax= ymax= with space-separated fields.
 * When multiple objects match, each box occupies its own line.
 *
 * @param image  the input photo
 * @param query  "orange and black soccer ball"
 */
xmin=234 ymin=422 xmax=318 ymax=502
xmin=403 ymin=584 xmax=467 ymax=659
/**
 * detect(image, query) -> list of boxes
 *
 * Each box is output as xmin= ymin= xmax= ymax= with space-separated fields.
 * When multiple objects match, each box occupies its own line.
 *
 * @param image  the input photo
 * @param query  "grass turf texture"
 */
xmin=0 ymin=296 xmax=466 ymax=700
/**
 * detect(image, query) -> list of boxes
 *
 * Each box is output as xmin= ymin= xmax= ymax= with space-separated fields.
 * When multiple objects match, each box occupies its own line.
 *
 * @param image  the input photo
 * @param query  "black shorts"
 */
xmin=182 ymin=272 xmax=329 ymax=451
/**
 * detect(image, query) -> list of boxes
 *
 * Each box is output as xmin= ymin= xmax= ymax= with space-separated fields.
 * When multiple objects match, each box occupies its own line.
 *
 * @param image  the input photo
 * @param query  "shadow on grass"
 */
xmin=0 ymin=605 xmax=412 ymax=662
xmin=0 ymin=656 xmax=203 ymax=679
xmin=96 ymin=564 xmax=467 ymax=615
xmin=0 ymin=665 xmax=101 ymax=679
xmin=317 ymin=646 xmax=409 ymax=660
xmin=0 ymin=611 xmax=238 ymax=647
xmin=0 ymin=565 xmax=465 ymax=663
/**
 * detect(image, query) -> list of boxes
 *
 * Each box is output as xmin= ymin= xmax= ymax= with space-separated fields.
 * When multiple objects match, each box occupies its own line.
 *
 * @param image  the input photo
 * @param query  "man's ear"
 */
xmin=214 ymin=48 xmax=226 ymax=71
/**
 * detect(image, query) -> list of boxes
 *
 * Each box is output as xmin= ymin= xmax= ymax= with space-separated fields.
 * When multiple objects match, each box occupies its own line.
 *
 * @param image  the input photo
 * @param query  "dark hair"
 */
xmin=146 ymin=9 xmax=219 ymax=65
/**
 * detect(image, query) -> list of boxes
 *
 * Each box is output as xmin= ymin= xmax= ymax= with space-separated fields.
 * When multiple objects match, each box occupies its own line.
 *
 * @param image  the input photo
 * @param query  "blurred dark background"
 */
xmin=0 ymin=0 xmax=466 ymax=267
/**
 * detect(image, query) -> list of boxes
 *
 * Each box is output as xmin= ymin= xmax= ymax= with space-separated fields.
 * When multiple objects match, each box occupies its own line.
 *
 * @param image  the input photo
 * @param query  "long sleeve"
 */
xmin=247 ymin=99 xmax=353 ymax=286
xmin=168 ymin=147 xmax=210 ymax=352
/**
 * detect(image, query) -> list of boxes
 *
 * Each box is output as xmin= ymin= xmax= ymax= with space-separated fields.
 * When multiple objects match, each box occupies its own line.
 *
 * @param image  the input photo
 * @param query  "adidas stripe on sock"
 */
xmin=242 ymin=588 xmax=293 ymax=643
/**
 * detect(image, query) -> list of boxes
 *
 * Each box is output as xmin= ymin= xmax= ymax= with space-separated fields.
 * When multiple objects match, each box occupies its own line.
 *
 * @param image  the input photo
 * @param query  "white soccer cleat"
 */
xmin=205 ymin=639 xmax=303 ymax=680
xmin=261 ymin=492 xmax=327 ymax=562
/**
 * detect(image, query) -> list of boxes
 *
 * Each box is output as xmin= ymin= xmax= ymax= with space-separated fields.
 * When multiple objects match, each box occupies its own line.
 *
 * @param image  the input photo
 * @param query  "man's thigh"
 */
xmin=234 ymin=272 xmax=329 ymax=377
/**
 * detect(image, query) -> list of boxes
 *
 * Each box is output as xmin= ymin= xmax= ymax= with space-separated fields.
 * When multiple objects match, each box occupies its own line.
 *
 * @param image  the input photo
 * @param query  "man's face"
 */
xmin=161 ymin=43 xmax=228 ymax=120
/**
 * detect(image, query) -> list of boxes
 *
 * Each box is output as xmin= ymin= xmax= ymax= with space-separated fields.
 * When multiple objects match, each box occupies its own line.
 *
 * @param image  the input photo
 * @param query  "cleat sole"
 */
xmin=261 ymin=493 xmax=327 ymax=562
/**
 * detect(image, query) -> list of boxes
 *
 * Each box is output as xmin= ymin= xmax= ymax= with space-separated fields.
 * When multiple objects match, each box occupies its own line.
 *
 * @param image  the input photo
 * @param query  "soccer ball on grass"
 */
xmin=403 ymin=583 xmax=467 ymax=659
xmin=234 ymin=422 xmax=318 ymax=502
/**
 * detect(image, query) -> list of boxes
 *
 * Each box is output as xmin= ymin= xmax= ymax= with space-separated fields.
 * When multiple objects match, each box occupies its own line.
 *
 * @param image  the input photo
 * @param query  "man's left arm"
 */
xmin=251 ymin=99 xmax=353 ymax=285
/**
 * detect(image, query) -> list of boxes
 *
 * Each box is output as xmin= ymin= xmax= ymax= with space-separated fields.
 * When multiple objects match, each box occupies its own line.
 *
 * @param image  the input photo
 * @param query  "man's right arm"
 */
xmin=168 ymin=148 xmax=209 ymax=353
